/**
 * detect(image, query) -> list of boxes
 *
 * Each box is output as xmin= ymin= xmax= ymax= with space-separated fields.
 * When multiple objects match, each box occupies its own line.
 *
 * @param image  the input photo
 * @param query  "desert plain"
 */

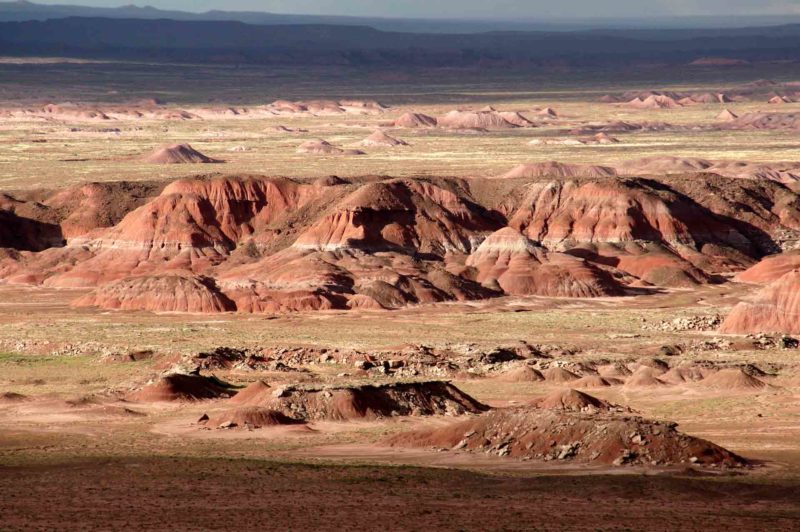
xmin=1 ymin=60 xmax=800 ymax=530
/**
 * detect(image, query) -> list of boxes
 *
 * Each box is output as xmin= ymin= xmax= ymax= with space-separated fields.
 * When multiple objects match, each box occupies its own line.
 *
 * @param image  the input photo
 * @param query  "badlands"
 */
xmin=2 ymin=61 xmax=800 ymax=530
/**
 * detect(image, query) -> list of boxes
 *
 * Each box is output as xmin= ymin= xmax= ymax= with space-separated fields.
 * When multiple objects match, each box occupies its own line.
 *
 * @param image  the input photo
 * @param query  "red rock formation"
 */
xmin=73 ymin=274 xmax=235 ymax=313
xmin=4 ymin=171 xmax=800 ymax=314
xmin=142 ymin=144 xmax=222 ymax=164
xmin=735 ymin=251 xmax=800 ymax=283
xmin=717 ymin=109 xmax=739 ymax=121
xmin=293 ymin=179 xmax=498 ymax=255
xmin=360 ymin=130 xmax=408 ymax=147
xmin=720 ymin=270 xmax=800 ymax=334
xmin=627 ymin=95 xmax=682 ymax=109
xmin=465 ymin=228 xmax=622 ymax=297
xmin=297 ymin=139 xmax=364 ymax=155
xmin=437 ymin=110 xmax=522 ymax=129
xmin=393 ymin=112 xmax=437 ymax=127
xmin=385 ymin=405 xmax=746 ymax=467
xmin=500 ymin=162 xmax=617 ymax=179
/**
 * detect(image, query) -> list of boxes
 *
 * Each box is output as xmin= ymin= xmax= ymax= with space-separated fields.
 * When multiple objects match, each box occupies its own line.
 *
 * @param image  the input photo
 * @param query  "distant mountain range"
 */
xmin=2 ymin=15 xmax=800 ymax=67
xmin=3 ymin=0 xmax=800 ymax=33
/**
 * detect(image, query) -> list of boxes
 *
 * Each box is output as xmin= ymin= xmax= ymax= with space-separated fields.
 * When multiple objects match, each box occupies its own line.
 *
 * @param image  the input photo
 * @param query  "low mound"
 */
xmin=717 ymin=109 xmax=739 ymax=121
xmin=736 ymin=251 xmax=800 ymax=283
xmin=360 ymin=130 xmax=408 ymax=147
xmin=536 ymin=389 xmax=614 ymax=412
xmin=228 ymin=380 xmax=272 ymax=406
xmin=206 ymin=407 xmax=302 ymax=428
xmin=660 ymin=365 xmax=707 ymax=384
xmin=769 ymin=95 xmax=792 ymax=104
xmin=142 ymin=144 xmax=221 ymax=164
xmin=393 ymin=112 xmax=437 ymax=127
xmin=0 ymin=392 xmax=28 ymax=403
xmin=698 ymin=368 xmax=767 ymax=391
xmin=297 ymin=139 xmax=364 ymax=156
xmin=632 ymin=357 xmax=669 ymax=374
xmin=591 ymin=132 xmax=619 ymax=144
xmin=720 ymin=270 xmax=800 ymax=334
xmin=616 ymin=156 xmax=714 ymax=175
xmin=313 ymin=175 xmax=348 ymax=187
xmin=500 ymin=161 xmax=617 ymax=179
xmin=437 ymin=110 xmax=520 ymax=129
xmin=129 ymin=373 xmax=236 ymax=402
xmin=624 ymin=367 xmax=668 ymax=389
xmin=628 ymin=95 xmax=682 ymax=109
xmin=597 ymin=363 xmax=633 ymax=379
xmin=494 ymin=365 xmax=545 ymax=382
xmin=386 ymin=406 xmax=746 ymax=467
xmin=73 ymin=274 xmax=235 ymax=313
xmin=571 ymin=375 xmax=617 ymax=389
xmin=726 ymin=112 xmax=800 ymax=130
xmin=263 ymin=381 xmax=487 ymax=421
xmin=541 ymin=367 xmax=580 ymax=383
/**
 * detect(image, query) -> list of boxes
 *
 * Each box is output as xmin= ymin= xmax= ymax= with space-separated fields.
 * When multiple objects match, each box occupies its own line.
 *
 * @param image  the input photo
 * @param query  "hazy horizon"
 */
xmin=23 ymin=0 xmax=800 ymax=20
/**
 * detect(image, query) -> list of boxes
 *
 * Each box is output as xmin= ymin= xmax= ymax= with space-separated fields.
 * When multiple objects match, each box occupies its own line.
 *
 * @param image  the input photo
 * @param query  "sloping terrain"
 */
xmin=2 ymin=172 xmax=800 ymax=315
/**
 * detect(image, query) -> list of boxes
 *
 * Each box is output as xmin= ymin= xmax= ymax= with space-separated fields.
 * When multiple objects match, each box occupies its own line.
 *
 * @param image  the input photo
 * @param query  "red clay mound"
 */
xmin=591 ymin=132 xmax=619 ymax=144
xmin=717 ymin=109 xmax=739 ymax=121
xmin=494 ymin=365 xmax=545 ymax=382
xmin=393 ymin=112 xmax=437 ymax=128
xmin=571 ymin=375 xmax=618 ymax=389
xmin=129 ymin=373 xmax=236 ymax=402
xmin=769 ymin=96 xmax=793 ymax=104
xmin=73 ymin=274 xmax=235 ymax=313
xmin=385 ymin=406 xmax=746 ymax=467
xmin=437 ymin=110 xmax=522 ymax=129
xmin=205 ymin=407 xmax=303 ymax=428
xmin=360 ymin=130 xmax=408 ymax=147
xmin=0 ymin=392 xmax=28 ymax=403
xmin=228 ymin=380 xmax=272 ymax=406
xmin=628 ymin=95 xmax=683 ymax=109
xmin=262 ymin=381 xmax=487 ymax=421
xmin=346 ymin=293 xmax=386 ymax=310
xmin=660 ymin=365 xmax=708 ymax=384
xmin=616 ymin=156 xmax=714 ymax=175
xmin=466 ymin=228 xmax=622 ymax=297
xmin=631 ymin=356 xmax=669 ymax=374
xmin=541 ymin=367 xmax=580 ymax=383
xmin=725 ymin=112 xmax=800 ymax=130
xmin=720 ymin=270 xmax=800 ymax=334
xmin=497 ymin=111 xmax=536 ymax=127
xmin=297 ymin=139 xmax=364 ymax=156
xmin=499 ymin=161 xmax=618 ymax=179
xmin=736 ymin=251 xmax=800 ymax=283
xmin=597 ymin=363 xmax=632 ymax=379
xmin=697 ymin=368 xmax=768 ymax=391
xmin=142 ymin=144 xmax=222 ymax=164
xmin=623 ymin=367 xmax=668 ymax=389
xmin=535 ymin=389 xmax=615 ymax=412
